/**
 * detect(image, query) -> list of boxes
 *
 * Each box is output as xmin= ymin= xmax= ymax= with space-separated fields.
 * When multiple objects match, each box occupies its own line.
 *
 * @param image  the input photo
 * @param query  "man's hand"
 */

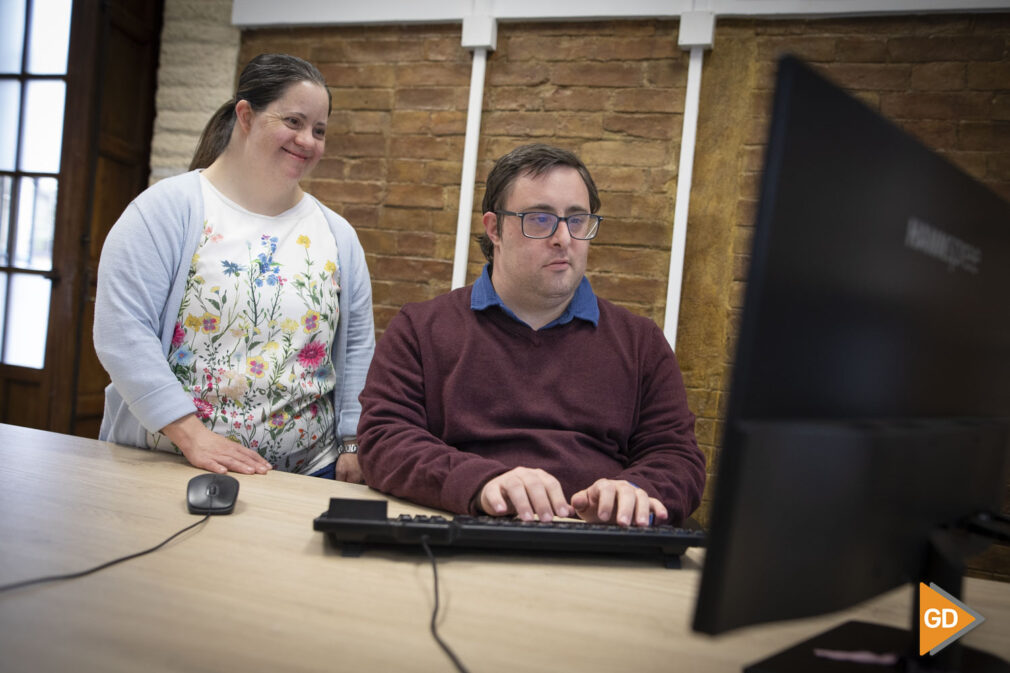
xmin=161 ymin=414 xmax=272 ymax=475
xmin=335 ymin=452 xmax=364 ymax=483
xmin=478 ymin=467 xmax=573 ymax=522
xmin=570 ymin=478 xmax=668 ymax=527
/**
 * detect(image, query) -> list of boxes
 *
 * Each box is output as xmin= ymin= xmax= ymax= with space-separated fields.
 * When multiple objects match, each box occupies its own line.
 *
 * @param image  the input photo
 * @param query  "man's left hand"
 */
xmin=571 ymin=479 xmax=668 ymax=527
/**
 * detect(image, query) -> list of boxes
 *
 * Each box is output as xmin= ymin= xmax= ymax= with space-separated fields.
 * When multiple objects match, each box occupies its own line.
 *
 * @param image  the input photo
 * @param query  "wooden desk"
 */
xmin=1 ymin=424 xmax=1007 ymax=672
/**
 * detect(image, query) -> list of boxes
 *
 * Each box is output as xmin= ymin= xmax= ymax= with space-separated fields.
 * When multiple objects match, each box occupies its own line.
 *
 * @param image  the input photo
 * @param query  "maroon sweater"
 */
xmin=357 ymin=286 xmax=706 ymax=522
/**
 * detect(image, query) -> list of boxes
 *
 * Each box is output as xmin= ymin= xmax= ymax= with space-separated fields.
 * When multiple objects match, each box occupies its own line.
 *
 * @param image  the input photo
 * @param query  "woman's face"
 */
xmin=245 ymin=80 xmax=329 ymax=183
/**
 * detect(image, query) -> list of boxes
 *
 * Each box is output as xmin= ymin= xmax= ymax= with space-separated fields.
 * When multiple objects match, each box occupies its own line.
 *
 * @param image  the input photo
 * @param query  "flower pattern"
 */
xmin=147 ymin=185 xmax=342 ymax=472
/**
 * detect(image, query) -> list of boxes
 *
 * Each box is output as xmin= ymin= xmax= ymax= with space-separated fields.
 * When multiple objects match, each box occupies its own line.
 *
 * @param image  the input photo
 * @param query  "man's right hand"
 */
xmin=478 ymin=466 xmax=573 ymax=522
xmin=161 ymin=414 xmax=272 ymax=475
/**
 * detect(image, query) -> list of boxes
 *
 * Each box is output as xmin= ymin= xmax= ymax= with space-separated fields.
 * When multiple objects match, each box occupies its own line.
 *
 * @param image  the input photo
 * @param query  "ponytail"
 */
xmin=189 ymin=99 xmax=237 ymax=171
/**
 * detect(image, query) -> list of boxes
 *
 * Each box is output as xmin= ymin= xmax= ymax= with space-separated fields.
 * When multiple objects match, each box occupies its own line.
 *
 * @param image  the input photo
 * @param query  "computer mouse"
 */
xmin=187 ymin=473 xmax=239 ymax=515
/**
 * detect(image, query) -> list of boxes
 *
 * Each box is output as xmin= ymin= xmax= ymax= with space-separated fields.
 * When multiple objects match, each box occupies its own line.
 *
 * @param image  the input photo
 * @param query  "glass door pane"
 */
xmin=4 ymin=272 xmax=50 ymax=368
xmin=0 ymin=2 xmax=26 ymax=74
xmin=15 ymin=176 xmax=56 ymax=269
xmin=0 ymin=80 xmax=19 ymax=171
xmin=19 ymin=80 xmax=65 ymax=173
xmin=26 ymin=0 xmax=73 ymax=75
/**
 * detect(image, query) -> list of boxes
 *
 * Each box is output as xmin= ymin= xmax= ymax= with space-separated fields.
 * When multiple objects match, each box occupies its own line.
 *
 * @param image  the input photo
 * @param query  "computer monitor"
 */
xmin=692 ymin=55 xmax=1010 ymax=672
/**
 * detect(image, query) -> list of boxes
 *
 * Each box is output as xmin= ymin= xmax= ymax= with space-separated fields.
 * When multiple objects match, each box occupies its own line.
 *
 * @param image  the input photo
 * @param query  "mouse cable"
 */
xmin=420 ymin=535 xmax=471 ymax=673
xmin=0 ymin=514 xmax=210 ymax=594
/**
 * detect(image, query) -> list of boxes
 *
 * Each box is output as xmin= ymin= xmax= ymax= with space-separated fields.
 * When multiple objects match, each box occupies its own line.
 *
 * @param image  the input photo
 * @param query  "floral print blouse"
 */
xmin=146 ymin=175 xmax=341 ymax=474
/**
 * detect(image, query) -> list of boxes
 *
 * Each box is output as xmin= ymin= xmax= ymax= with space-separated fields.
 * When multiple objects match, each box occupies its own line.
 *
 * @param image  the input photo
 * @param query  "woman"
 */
xmin=95 ymin=54 xmax=374 ymax=482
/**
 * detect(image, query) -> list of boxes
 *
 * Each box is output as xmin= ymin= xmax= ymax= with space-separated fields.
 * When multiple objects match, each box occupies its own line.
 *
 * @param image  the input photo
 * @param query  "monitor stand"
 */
xmin=744 ymin=620 xmax=1008 ymax=673
xmin=746 ymin=527 xmax=1009 ymax=673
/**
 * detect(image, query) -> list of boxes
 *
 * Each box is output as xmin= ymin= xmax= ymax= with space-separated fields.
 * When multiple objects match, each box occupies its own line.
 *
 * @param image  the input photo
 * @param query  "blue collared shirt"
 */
xmin=470 ymin=264 xmax=600 ymax=329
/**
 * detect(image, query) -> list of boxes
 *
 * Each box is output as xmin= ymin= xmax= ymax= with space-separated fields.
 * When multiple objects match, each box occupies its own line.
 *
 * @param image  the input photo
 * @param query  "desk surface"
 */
xmin=0 ymin=424 xmax=1007 ymax=673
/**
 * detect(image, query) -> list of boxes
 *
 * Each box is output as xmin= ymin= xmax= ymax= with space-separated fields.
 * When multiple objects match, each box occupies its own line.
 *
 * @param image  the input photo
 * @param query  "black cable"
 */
xmin=0 ymin=514 xmax=211 ymax=594
xmin=420 ymin=535 xmax=471 ymax=673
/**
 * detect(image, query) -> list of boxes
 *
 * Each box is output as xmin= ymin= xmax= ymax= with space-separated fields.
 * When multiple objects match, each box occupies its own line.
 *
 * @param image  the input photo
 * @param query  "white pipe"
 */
xmin=663 ymin=45 xmax=705 ymax=350
xmin=452 ymin=47 xmax=488 ymax=290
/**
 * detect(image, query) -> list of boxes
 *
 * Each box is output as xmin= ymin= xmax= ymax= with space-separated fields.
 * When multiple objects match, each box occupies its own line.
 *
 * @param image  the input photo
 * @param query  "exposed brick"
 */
xmin=340 ymin=38 xmax=426 ymax=63
xmin=989 ymin=153 xmax=1010 ymax=181
xmin=910 ymin=62 xmax=966 ymax=91
xmin=966 ymin=62 xmax=1010 ymax=90
xmin=645 ymin=60 xmax=687 ymax=88
xmin=396 ymin=62 xmax=471 ymax=87
xmin=396 ymin=231 xmax=441 ymax=257
xmin=613 ymin=87 xmax=684 ymax=114
xmin=589 ymin=273 xmax=665 ymax=304
xmin=395 ymin=87 xmax=467 ymax=110
xmin=836 ymin=38 xmax=888 ymax=62
xmin=959 ymin=121 xmax=1010 ymax=152
xmin=592 ymin=166 xmax=651 ymax=192
xmin=309 ymin=180 xmax=384 ymax=205
xmin=379 ymin=206 xmax=435 ymax=231
xmin=485 ymin=62 xmax=551 ymax=87
xmin=756 ymin=35 xmax=836 ymax=63
xmin=881 ymin=91 xmax=992 ymax=120
xmin=334 ymin=134 xmax=387 ymax=158
xmin=819 ymin=63 xmax=911 ymax=91
xmin=385 ymin=183 xmax=447 ymax=209
xmin=603 ymin=113 xmax=676 ymax=140
xmin=590 ymin=245 xmax=668 ymax=276
xmin=900 ymin=120 xmax=958 ymax=149
xmin=887 ymin=36 xmax=1004 ymax=62
xmin=482 ymin=111 xmax=556 ymax=137
xmin=556 ymin=114 xmax=605 ymax=139
xmin=390 ymin=135 xmax=464 ymax=161
xmin=599 ymin=220 xmax=670 ymax=248
xmin=346 ymin=111 xmax=392 ymax=135
xmin=430 ymin=111 xmax=467 ymax=135
xmin=370 ymin=279 xmax=436 ymax=305
xmin=318 ymin=64 xmax=395 ymax=88
xmin=542 ymin=86 xmax=611 ymax=112
xmin=553 ymin=62 xmax=646 ymax=88
xmin=426 ymin=160 xmax=464 ymax=185
xmin=580 ymin=139 xmax=671 ymax=167
xmin=339 ymin=204 xmax=379 ymax=228
xmin=995 ymin=94 xmax=1010 ymax=121
xmin=330 ymin=88 xmax=393 ymax=111
xmin=372 ymin=255 xmax=453 ymax=283
xmin=424 ymin=35 xmax=465 ymax=62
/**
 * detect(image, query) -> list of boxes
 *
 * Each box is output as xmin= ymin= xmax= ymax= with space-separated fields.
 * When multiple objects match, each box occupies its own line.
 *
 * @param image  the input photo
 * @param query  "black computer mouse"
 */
xmin=187 ymin=473 xmax=240 ymax=515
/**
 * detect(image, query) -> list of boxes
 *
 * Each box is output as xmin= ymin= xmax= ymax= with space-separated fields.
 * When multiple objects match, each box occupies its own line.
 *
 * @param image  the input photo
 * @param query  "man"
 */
xmin=357 ymin=144 xmax=705 ymax=527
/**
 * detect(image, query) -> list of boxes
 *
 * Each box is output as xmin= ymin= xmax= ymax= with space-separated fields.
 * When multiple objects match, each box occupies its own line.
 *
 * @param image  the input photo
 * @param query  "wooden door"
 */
xmin=0 ymin=0 xmax=163 ymax=436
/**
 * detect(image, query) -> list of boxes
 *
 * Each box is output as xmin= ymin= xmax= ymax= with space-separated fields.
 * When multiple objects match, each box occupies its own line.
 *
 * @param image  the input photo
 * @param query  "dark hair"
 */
xmin=189 ymin=53 xmax=332 ymax=170
xmin=478 ymin=143 xmax=601 ymax=265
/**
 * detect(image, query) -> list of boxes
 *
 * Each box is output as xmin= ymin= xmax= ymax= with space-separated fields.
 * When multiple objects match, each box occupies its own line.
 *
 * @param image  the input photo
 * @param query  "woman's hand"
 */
xmin=161 ymin=414 xmax=272 ymax=475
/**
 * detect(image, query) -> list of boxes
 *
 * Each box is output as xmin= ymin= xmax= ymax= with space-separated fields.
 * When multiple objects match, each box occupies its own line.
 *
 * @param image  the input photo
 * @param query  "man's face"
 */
xmin=485 ymin=166 xmax=592 ymax=315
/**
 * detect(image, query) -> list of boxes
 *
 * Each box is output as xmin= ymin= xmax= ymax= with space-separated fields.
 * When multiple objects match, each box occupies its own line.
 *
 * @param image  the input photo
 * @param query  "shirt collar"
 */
xmin=471 ymin=264 xmax=599 ymax=328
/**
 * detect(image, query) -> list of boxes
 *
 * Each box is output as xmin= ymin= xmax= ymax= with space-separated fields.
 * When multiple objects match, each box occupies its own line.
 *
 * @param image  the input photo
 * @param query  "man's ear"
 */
xmin=482 ymin=211 xmax=501 ymax=244
xmin=235 ymin=99 xmax=254 ymax=134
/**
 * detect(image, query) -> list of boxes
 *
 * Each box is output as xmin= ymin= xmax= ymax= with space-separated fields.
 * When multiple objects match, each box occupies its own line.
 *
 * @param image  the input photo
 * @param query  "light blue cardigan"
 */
xmin=94 ymin=170 xmax=375 ymax=459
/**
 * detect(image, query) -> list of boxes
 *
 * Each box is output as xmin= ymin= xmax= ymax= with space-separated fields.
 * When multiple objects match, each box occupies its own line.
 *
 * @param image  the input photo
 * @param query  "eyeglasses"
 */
xmin=496 ymin=210 xmax=603 ymax=241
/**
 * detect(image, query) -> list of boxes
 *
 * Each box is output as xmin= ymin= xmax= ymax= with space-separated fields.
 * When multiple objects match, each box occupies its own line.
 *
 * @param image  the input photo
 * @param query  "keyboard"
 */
xmin=313 ymin=498 xmax=705 ymax=567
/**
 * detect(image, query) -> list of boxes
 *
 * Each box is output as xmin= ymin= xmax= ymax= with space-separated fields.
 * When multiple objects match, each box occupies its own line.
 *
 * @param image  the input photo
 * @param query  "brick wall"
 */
xmin=241 ymin=21 xmax=686 ymax=334
xmin=203 ymin=13 xmax=1009 ymax=577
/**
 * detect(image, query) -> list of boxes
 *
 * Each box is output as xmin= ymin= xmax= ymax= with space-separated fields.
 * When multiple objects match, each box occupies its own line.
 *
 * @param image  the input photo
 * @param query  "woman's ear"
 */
xmin=234 ymin=99 xmax=254 ymax=135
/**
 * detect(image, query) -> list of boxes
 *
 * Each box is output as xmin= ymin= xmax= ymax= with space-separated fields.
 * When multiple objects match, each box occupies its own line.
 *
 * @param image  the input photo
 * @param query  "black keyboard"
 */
xmin=313 ymin=498 xmax=705 ymax=567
